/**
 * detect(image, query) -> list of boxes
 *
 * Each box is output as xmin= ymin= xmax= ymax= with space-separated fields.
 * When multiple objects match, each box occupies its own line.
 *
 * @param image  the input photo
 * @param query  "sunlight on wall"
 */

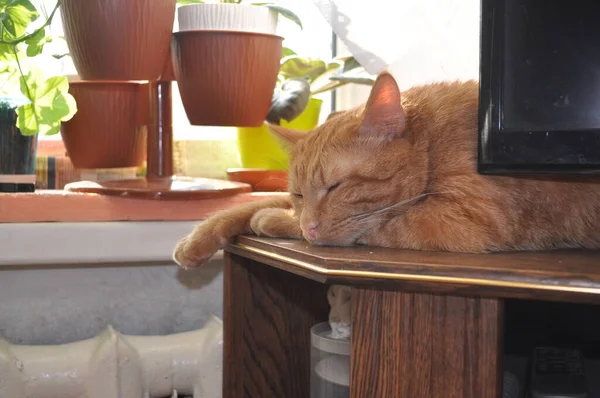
xmin=315 ymin=0 xmax=481 ymax=110
xmin=311 ymin=0 xmax=480 ymax=85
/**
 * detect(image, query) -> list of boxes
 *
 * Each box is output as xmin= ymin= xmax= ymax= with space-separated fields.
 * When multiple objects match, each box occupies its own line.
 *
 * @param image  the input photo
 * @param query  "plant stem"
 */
xmin=0 ymin=0 xmax=61 ymax=46
xmin=12 ymin=44 xmax=33 ymax=102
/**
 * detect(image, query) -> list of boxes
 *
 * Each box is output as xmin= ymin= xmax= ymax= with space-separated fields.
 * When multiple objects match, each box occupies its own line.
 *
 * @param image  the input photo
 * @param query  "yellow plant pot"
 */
xmin=237 ymin=97 xmax=323 ymax=170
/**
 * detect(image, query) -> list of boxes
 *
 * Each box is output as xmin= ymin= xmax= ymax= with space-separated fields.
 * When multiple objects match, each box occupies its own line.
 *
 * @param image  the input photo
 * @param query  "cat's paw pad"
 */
xmin=250 ymin=208 xmax=294 ymax=237
xmin=172 ymin=231 xmax=227 ymax=269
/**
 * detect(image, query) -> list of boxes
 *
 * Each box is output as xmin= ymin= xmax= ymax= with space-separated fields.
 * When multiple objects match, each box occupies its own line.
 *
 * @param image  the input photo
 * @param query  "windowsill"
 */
xmin=0 ymin=189 xmax=287 ymax=265
xmin=0 ymin=190 xmax=287 ymax=223
xmin=0 ymin=221 xmax=205 ymax=266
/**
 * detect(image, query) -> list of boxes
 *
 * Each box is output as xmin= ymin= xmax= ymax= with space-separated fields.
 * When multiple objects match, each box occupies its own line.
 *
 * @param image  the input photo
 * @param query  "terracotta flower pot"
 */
xmin=171 ymin=30 xmax=283 ymax=127
xmin=61 ymin=81 xmax=150 ymax=169
xmin=60 ymin=0 xmax=176 ymax=80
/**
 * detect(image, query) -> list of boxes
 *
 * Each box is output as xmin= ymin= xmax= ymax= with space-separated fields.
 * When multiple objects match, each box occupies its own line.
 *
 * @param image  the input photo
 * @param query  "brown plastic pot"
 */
xmin=60 ymin=0 xmax=176 ymax=80
xmin=171 ymin=30 xmax=283 ymax=127
xmin=61 ymin=81 xmax=150 ymax=169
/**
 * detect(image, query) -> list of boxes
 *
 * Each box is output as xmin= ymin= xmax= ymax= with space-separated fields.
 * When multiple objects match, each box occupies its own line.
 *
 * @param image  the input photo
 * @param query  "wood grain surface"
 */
xmin=228 ymin=236 xmax=600 ymax=304
xmin=223 ymin=252 xmax=330 ymax=398
xmin=350 ymin=288 xmax=503 ymax=398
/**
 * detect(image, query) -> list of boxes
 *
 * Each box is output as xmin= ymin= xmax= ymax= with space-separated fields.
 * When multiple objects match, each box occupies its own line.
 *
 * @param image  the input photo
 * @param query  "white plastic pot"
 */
xmin=177 ymin=3 xmax=278 ymax=34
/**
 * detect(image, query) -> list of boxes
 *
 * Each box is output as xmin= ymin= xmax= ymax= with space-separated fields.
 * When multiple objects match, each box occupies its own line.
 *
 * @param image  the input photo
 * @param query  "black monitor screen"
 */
xmin=503 ymin=1 xmax=600 ymax=132
xmin=479 ymin=0 xmax=600 ymax=174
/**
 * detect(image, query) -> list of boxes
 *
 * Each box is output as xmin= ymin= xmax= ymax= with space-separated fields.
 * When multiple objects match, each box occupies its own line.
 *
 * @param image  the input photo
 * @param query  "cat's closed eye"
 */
xmin=327 ymin=183 xmax=341 ymax=193
xmin=292 ymin=192 xmax=303 ymax=199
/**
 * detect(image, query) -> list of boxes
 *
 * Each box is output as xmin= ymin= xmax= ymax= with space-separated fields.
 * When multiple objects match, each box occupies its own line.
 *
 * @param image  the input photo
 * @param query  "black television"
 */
xmin=478 ymin=0 xmax=600 ymax=174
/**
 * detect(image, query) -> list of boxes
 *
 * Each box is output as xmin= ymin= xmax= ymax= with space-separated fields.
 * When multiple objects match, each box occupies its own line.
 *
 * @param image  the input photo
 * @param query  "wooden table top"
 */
xmin=226 ymin=236 xmax=600 ymax=304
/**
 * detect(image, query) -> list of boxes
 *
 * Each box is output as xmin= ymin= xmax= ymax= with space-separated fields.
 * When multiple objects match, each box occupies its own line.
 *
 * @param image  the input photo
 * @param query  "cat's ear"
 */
xmin=268 ymin=124 xmax=306 ymax=149
xmin=357 ymin=72 xmax=406 ymax=141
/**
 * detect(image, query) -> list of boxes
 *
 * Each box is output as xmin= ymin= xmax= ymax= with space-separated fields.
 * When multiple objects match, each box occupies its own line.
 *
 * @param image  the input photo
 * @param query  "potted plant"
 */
xmin=172 ymin=0 xmax=303 ymax=127
xmin=0 ymin=0 xmax=77 ymax=192
xmin=236 ymin=49 xmax=375 ymax=172
xmin=60 ymin=0 xmax=176 ymax=80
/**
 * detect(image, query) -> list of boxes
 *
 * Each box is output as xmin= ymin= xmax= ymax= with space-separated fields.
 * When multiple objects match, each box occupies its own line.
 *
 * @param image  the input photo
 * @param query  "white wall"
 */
xmin=326 ymin=0 xmax=481 ymax=110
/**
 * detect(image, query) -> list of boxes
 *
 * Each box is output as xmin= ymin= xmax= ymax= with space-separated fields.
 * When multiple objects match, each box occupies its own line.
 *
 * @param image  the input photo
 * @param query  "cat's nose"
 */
xmin=304 ymin=221 xmax=320 ymax=239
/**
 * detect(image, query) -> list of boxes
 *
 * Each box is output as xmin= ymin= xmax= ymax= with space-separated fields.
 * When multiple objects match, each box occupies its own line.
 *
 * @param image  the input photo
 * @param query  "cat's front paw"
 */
xmin=250 ymin=208 xmax=302 ymax=238
xmin=172 ymin=225 xmax=227 ymax=269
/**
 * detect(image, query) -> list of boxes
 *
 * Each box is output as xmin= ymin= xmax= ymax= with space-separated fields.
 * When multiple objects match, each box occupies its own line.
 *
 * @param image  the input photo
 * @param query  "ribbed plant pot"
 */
xmin=60 ymin=81 xmax=150 ymax=169
xmin=61 ymin=0 xmax=176 ymax=80
xmin=172 ymin=30 xmax=283 ymax=127
xmin=0 ymin=98 xmax=37 ymax=192
xmin=177 ymin=3 xmax=278 ymax=34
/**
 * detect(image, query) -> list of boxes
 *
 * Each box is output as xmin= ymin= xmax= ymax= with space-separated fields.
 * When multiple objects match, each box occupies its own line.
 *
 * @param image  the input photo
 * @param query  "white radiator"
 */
xmin=0 ymin=316 xmax=223 ymax=398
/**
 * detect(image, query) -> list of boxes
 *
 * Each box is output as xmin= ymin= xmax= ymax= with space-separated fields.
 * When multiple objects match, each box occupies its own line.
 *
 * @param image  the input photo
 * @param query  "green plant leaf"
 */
xmin=51 ymin=52 xmax=69 ymax=59
xmin=252 ymin=3 xmax=302 ymax=29
xmin=309 ymin=65 xmax=345 ymax=95
xmin=281 ymin=46 xmax=296 ymax=58
xmin=279 ymin=56 xmax=326 ymax=82
xmin=0 ymin=0 xmax=59 ymax=46
xmin=176 ymin=0 xmax=204 ymax=4
xmin=0 ymin=61 xmax=19 ymax=95
xmin=0 ymin=42 xmax=14 ymax=62
xmin=24 ymin=26 xmax=49 ymax=57
xmin=0 ymin=0 xmax=38 ymax=39
xmin=330 ymin=75 xmax=375 ymax=85
xmin=16 ymin=72 xmax=77 ymax=136
xmin=310 ymin=63 xmax=374 ymax=95
xmin=342 ymin=56 xmax=361 ymax=72
xmin=279 ymin=55 xmax=343 ymax=84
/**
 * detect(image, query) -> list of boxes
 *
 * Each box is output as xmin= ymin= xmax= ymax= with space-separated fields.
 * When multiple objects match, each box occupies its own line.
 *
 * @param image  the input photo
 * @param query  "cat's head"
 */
xmin=269 ymin=73 xmax=429 ymax=246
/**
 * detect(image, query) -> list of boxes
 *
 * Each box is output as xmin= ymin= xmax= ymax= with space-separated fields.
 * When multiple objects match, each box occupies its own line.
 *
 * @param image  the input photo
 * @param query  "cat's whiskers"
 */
xmin=351 ymin=192 xmax=433 ymax=220
xmin=351 ymin=191 xmax=457 ymax=221
xmin=314 ymin=191 xmax=447 ymax=243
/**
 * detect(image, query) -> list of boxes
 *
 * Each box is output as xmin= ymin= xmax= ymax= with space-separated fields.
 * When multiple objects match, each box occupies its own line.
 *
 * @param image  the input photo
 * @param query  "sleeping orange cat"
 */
xmin=173 ymin=72 xmax=600 ymax=269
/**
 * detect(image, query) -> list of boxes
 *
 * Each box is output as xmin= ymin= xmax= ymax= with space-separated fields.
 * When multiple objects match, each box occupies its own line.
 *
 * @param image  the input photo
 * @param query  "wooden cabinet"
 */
xmin=223 ymin=236 xmax=600 ymax=398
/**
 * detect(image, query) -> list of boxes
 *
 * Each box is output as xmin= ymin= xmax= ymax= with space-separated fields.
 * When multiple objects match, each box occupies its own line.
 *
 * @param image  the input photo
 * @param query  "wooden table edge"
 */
xmin=226 ymin=241 xmax=600 ymax=304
